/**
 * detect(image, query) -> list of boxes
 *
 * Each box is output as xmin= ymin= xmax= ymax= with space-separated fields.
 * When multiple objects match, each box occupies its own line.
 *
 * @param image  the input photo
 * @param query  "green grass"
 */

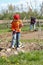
xmin=0 ymin=28 xmax=11 ymax=34
xmin=0 ymin=25 xmax=30 ymax=34
xmin=0 ymin=25 xmax=43 ymax=34
xmin=21 ymin=25 xmax=30 ymax=31
xmin=0 ymin=50 xmax=43 ymax=65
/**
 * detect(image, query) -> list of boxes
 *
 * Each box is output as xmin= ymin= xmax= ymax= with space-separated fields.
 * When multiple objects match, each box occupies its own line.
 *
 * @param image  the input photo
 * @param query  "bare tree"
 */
xmin=20 ymin=4 xmax=23 ymax=12
xmin=8 ymin=4 xmax=15 ymax=13
xmin=40 ymin=2 xmax=43 ymax=16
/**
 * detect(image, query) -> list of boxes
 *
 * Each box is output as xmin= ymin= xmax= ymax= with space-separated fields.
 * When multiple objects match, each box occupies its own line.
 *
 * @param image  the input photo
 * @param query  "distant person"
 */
xmin=11 ymin=14 xmax=23 ymax=49
xmin=30 ymin=16 xmax=36 ymax=31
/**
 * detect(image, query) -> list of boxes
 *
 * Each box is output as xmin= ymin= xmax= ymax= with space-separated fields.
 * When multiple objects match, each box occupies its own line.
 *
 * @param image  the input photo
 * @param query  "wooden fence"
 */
xmin=0 ymin=19 xmax=43 ymax=29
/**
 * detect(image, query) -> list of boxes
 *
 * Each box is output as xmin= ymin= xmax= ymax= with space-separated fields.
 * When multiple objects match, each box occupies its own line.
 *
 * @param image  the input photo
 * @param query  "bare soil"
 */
xmin=0 ymin=31 xmax=43 ymax=57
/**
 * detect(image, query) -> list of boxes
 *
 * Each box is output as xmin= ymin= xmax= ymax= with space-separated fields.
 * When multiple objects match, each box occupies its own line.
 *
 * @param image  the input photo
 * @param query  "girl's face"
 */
xmin=15 ymin=19 xmax=18 ymax=22
xmin=13 ymin=18 xmax=19 ymax=22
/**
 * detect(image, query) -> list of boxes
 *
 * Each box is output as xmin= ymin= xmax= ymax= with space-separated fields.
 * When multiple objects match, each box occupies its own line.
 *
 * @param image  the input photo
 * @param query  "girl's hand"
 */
xmin=13 ymin=31 xmax=16 ymax=34
xmin=19 ymin=24 xmax=23 ymax=28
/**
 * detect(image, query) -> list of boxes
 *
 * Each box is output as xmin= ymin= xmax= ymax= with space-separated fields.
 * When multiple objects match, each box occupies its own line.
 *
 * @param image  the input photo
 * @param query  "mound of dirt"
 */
xmin=0 ymin=42 xmax=43 ymax=57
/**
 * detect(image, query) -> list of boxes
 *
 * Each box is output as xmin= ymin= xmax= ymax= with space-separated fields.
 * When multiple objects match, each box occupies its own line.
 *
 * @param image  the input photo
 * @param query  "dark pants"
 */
xmin=16 ymin=32 xmax=20 ymax=48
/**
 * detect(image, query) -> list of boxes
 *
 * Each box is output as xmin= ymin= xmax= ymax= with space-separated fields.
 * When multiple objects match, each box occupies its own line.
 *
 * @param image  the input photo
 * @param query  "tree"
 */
xmin=8 ymin=4 xmax=15 ymax=13
xmin=40 ymin=2 xmax=43 ymax=16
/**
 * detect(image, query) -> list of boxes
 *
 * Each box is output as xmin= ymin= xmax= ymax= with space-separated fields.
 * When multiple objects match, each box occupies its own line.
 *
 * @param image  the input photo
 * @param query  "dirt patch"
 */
xmin=0 ymin=42 xmax=43 ymax=57
xmin=0 ymin=31 xmax=43 ymax=57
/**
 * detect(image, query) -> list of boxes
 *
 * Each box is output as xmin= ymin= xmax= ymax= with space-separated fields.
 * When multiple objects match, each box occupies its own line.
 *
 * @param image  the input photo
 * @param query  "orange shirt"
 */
xmin=11 ymin=20 xmax=23 ymax=32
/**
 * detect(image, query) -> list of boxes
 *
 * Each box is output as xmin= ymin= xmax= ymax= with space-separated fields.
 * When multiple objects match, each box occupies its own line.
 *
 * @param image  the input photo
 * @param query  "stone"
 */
xmin=7 ymin=48 xmax=11 ymax=52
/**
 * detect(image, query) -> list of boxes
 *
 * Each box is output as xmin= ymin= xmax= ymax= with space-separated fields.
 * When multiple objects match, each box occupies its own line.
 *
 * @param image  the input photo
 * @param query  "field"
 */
xmin=0 ymin=23 xmax=43 ymax=65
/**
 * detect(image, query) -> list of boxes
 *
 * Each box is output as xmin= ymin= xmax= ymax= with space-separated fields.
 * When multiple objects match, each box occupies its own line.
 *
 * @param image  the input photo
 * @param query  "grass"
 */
xmin=0 ymin=25 xmax=43 ymax=33
xmin=0 ymin=50 xmax=43 ymax=65
xmin=0 ymin=25 xmax=30 ymax=33
xmin=21 ymin=25 xmax=30 ymax=31
xmin=0 ymin=28 xmax=11 ymax=34
xmin=20 ymin=39 xmax=43 ymax=44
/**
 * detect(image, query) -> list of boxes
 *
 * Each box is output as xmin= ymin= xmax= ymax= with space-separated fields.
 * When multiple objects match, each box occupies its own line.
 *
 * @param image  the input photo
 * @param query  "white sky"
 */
xmin=0 ymin=0 xmax=43 ymax=11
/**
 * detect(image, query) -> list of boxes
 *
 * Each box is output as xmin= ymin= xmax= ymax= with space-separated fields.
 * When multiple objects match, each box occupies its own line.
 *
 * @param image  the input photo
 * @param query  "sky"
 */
xmin=0 ymin=0 xmax=43 ymax=12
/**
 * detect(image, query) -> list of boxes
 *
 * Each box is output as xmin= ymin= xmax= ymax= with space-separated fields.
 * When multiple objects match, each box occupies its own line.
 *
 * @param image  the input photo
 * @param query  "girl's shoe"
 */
xmin=12 ymin=45 xmax=14 ymax=48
